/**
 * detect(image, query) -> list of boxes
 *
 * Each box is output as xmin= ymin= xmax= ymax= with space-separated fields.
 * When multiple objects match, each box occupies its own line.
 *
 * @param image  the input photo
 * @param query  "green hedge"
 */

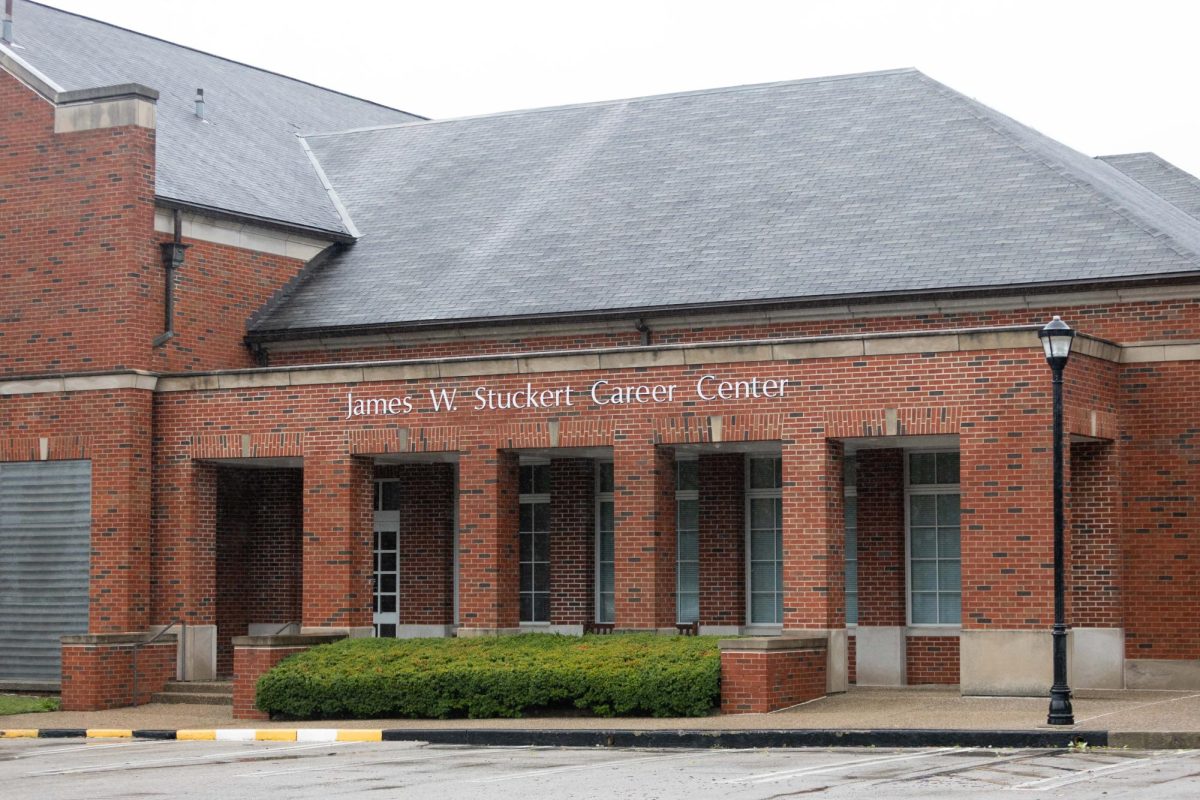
xmin=256 ymin=634 xmax=720 ymax=719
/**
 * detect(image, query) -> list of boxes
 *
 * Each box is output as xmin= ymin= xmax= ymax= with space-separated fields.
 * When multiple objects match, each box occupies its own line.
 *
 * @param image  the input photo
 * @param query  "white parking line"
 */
xmin=728 ymin=747 xmax=965 ymax=784
xmin=468 ymin=749 xmax=724 ymax=783
xmin=26 ymin=740 xmax=349 ymax=777
xmin=237 ymin=745 xmax=535 ymax=778
xmin=11 ymin=741 xmax=153 ymax=759
xmin=1008 ymin=750 xmax=1199 ymax=791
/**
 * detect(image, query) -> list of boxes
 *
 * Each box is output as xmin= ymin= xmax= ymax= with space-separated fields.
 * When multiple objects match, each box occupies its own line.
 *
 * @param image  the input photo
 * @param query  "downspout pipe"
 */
xmin=153 ymin=209 xmax=189 ymax=347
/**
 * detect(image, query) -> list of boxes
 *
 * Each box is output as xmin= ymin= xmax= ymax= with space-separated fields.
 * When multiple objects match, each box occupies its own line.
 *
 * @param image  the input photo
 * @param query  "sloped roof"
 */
xmin=1101 ymin=152 xmax=1200 ymax=221
xmin=4 ymin=0 xmax=421 ymax=235
xmin=251 ymin=68 xmax=1200 ymax=335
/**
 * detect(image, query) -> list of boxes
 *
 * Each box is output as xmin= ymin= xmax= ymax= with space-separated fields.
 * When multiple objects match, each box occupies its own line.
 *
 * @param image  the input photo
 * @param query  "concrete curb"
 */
xmin=2 ymin=727 xmax=1122 ymax=748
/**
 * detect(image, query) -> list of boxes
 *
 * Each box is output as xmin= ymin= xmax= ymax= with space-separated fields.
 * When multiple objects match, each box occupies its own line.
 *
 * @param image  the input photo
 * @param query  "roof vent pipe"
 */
xmin=194 ymin=88 xmax=205 ymax=119
xmin=2 ymin=0 xmax=14 ymax=45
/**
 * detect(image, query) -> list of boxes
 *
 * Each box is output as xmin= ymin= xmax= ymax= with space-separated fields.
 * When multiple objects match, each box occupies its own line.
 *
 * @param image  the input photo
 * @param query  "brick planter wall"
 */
xmin=906 ymin=635 xmax=961 ymax=685
xmin=231 ymin=633 xmax=346 ymax=720
xmin=720 ymin=637 xmax=828 ymax=713
xmin=60 ymin=633 xmax=177 ymax=711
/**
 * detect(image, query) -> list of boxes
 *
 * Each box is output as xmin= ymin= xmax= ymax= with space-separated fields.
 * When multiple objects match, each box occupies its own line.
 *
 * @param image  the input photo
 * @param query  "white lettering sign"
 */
xmin=344 ymin=376 xmax=788 ymax=418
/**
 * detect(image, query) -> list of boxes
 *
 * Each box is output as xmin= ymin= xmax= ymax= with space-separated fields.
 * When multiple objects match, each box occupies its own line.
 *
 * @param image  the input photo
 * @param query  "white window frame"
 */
xmin=905 ymin=450 xmax=962 ymax=628
xmin=675 ymin=454 xmax=699 ymax=625
xmin=372 ymin=479 xmax=402 ymax=638
xmin=594 ymin=460 xmax=615 ymax=624
xmin=518 ymin=459 xmax=551 ymax=626
xmin=744 ymin=454 xmax=784 ymax=628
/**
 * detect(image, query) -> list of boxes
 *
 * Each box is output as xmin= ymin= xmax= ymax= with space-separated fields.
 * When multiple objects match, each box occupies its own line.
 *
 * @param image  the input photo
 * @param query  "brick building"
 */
xmin=2 ymin=1 xmax=1199 ymax=710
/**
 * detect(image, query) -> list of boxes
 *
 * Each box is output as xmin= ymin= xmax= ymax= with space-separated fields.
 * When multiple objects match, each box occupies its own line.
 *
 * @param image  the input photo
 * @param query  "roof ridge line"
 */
xmin=301 ymin=67 xmax=922 ymax=140
xmin=915 ymin=72 xmax=1200 ymax=266
xmin=296 ymin=135 xmax=360 ymax=239
xmin=1099 ymin=153 xmax=1200 ymax=222
xmin=23 ymin=0 xmax=425 ymax=119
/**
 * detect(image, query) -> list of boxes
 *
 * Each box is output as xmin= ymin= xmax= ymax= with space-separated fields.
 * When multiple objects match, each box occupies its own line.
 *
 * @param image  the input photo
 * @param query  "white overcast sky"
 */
xmin=35 ymin=0 xmax=1200 ymax=176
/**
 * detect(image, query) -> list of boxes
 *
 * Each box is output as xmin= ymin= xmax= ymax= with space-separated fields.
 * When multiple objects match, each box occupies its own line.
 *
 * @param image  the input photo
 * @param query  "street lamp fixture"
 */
xmin=1039 ymin=315 xmax=1075 ymax=726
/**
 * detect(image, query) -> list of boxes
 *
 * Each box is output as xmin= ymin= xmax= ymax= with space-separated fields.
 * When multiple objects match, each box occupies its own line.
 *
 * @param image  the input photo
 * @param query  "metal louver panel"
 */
xmin=0 ymin=460 xmax=91 ymax=682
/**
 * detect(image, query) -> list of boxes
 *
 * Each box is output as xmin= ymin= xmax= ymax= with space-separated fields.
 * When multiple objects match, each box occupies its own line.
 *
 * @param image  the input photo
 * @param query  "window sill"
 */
xmin=906 ymin=625 xmax=962 ymax=637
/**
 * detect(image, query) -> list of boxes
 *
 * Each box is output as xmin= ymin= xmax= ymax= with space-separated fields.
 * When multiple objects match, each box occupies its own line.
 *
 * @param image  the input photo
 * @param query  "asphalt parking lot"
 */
xmin=2 ymin=739 xmax=1198 ymax=799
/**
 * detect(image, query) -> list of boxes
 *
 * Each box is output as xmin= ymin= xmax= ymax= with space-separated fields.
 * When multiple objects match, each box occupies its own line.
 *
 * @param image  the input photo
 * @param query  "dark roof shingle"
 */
xmin=253 ymin=69 xmax=1200 ymax=333
xmin=8 ymin=0 xmax=421 ymax=235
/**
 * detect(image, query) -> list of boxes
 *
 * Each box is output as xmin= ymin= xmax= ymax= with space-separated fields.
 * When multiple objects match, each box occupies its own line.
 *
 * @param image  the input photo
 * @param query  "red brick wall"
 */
xmin=720 ymin=644 xmax=828 ymax=713
xmin=856 ymin=449 xmax=906 ymax=627
xmin=215 ymin=468 xmax=303 ymax=675
xmin=373 ymin=463 xmax=456 ymax=626
xmin=268 ymin=298 xmax=1200 ymax=368
xmin=302 ymin=446 xmax=373 ymax=629
xmin=0 ymin=71 xmax=159 ymax=377
xmin=847 ymin=634 xmax=856 ymax=684
xmin=153 ymin=236 xmax=311 ymax=373
xmin=783 ymin=434 xmax=844 ymax=630
xmin=1121 ymin=361 xmax=1200 ymax=659
xmin=614 ymin=443 xmax=676 ymax=628
xmin=550 ymin=458 xmax=594 ymax=625
xmin=1 ymin=388 xmax=153 ymax=632
xmin=1069 ymin=441 xmax=1122 ymax=628
xmin=699 ymin=453 xmax=743 ymax=626
xmin=906 ymin=636 xmax=960 ymax=685
xmin=457 ymin=446 xmax=520 ymax=629
xmin=232 ymin=642 xmax=319 ymax=720
xmin=61 ymin=638 xmax=175 ymax=711
xmin=147 ymin=346 xmax=1121 ymax=640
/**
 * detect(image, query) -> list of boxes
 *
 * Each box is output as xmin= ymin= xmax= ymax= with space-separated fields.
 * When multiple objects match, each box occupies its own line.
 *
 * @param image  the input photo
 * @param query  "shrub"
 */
xmin=255 ymin=634 xmax=720 ymax=719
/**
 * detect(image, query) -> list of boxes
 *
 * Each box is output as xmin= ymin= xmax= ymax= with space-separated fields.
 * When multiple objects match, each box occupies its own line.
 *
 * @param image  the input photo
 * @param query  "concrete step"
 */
xmin=150 ymin=691 xmax=232 ymax=705
xmin=159 ymin=680 xmax=233 ymax=695
xmin=151 ymin=680 xmax=233 ymax=705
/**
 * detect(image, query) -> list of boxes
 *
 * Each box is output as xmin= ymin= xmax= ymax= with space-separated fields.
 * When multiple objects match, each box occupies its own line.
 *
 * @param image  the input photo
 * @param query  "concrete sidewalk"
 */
xmin=4 ymin=687 xmax=1200 ymax=748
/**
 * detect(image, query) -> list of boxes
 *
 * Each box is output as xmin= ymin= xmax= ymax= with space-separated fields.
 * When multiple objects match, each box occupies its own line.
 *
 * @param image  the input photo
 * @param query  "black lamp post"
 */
xmin=1039 ymin=316 xmax=1075 ymax=726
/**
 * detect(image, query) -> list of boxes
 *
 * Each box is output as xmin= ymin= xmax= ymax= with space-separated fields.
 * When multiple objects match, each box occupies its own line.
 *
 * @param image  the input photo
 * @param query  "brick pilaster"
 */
xmin=550 ymin=458 xmax=595 ymax=625
xmin=699 ymin=453 xmax=744 ymax=626
xmin=613 ymin=443 xmax=676 ymax=629
xmin=301 ymin=447 xmax=373 ymax=629
xmin=457 ymin=445 xmax=520 ymax=630
xmin=782 ymin=431 xmax=844 ymax=630
xmin=857 ymin=449 xmax=906 ymax=627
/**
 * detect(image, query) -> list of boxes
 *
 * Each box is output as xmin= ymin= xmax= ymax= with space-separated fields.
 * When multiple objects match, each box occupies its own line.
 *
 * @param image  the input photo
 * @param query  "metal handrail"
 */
xmin=268 ymin=621 xmax=300 ymax=636
xmin=130 ymin=619 xmax=186 ymax=706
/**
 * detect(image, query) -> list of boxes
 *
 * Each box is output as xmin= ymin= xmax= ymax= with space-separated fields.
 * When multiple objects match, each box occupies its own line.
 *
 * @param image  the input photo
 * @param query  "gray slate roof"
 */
xmin=254 ymin=69 xmax=1200 ymax=334
xmin=7 ymin=0 xmax=421 ymax=235
xmin=1101 ymin=152 xmax=1200 ymax=221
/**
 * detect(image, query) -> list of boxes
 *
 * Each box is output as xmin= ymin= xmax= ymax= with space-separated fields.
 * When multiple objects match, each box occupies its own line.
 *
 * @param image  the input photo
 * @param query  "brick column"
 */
xmin=699 ymin=453 xmax=744 ymax=628
xmin=550 ymin=458 xmax=594 ymax=626
xmin=782 ymin=430 xmax=846 ymax=690
xmin=1068 ymin=439 xmax=1124 ymax=688
xmin=457 ymin=445 xmax=520 ymax=633
xmin=959 ymin=403 xmax=1058 ymax=695
xmin=301 ymin=447 xmax=373 ymax=634
xmin=232 ymin=633 xmax=345 ymax=720
xmin=613 ymin=442 xmax=676 ymax=630
xmin=855 ymin=449 xmax=908 ymax=685
xmin=720 ymin=637 xmax=828 ymax=713
xmin=60 ymin=633 xmax=176 ymax=711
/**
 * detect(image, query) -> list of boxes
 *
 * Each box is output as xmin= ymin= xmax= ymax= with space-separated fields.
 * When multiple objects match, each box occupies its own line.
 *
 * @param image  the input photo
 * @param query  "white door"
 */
xmin=373 ymin=480 xmax=400 ymax=637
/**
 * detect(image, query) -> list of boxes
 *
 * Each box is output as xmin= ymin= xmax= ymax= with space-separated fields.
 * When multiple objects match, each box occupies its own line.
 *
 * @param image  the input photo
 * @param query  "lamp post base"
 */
xmin=1047 ymin=686 xmax=1074 ymax=726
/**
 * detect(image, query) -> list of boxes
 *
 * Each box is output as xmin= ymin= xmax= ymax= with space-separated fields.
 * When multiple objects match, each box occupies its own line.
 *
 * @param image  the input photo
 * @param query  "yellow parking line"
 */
xmin=336 ymin=729 xmax=383 ymax=742
xmin=256 ymin=729 xmax=298 ymax=741
xmin=1 ymin=729 xmax=39 ymax=738
xmin=175 ymin=729 xmax=217 ymax=740
xmin=86 ymin=729 xmax=133 ymax=739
